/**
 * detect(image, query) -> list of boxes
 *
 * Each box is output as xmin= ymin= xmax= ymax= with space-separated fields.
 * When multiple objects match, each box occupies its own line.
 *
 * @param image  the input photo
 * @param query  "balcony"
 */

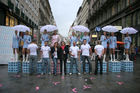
xmin=21 ymin=12 xmax=25 ymax=19
xmin=8 ymin=0 xmax=14 ymax=10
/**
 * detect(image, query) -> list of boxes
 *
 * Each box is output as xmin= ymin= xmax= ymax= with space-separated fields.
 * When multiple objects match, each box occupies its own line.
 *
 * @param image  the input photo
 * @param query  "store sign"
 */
xmin=92 ymin=35 xmax=97 ymax=38
xmin=95 ymin=27 xmax=101 ymax=32
xmin=0 ymin=26 xmax=14 ymax=64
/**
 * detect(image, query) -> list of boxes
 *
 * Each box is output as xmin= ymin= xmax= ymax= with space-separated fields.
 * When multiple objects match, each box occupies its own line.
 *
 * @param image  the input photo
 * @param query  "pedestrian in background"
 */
xmin=70 ymin=32 xmax=78 ymax=46
xmin=27 ymin=39 xmax=38 ymax=75
xmin=80 ymin=32 xmax=90 ymax=44
xmin=40 ymin=30 xmax=50 ymax=46
xmin=40 ymin=41 xmax=51 ymax=75
xmin=51 ymin=31 xmax=61 ymax=46
xmin=94 ymin=41 xmax=104 ymax=75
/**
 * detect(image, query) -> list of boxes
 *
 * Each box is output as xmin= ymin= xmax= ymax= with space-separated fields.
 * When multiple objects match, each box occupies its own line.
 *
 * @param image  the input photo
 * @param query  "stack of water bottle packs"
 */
xmin=51 ymin=61 xmax=60 ymax=74
xmin=109 ymin=61 xmax=121 ymax=72
xmin=66 ymin=62 xmax=71 ymax=73
xmin=98 ymin=62 xmax=107 ymax=73
xmin=22 ymin=62 xmax=30 ymax=73
xmin=8 ymin=62 xmax=21 ymax=73
xmin=37 ymin=62 xmax=43 ymax=73
xmin=121 ymin=61 xmax=133 ymax=72
xmin=81 ymin=63 xmax=89 ymax=73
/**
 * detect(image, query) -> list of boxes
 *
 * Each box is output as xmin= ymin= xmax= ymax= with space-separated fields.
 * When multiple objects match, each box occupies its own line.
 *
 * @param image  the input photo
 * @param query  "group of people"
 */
xmin=12 ymin=29 xmax=132 ymax=76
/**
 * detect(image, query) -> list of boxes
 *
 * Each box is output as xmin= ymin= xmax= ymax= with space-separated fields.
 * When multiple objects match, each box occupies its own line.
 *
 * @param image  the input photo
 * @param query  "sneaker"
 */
xmin=69 ymin=73 xmax=72 ymax=75
xmin=41 ymin=73 xmax=44 ymax=75
xmin=83 ymin=72 xmax=86 ymax=75
xmin=48 ymin=72 xmax=51 ymax=75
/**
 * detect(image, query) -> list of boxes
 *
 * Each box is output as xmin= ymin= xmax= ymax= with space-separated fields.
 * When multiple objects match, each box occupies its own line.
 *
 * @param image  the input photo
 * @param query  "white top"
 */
xmin=69 ymin=46 xmax=80 ymax=58
xmin=81 ymin=44 xmax=91 ymax=56
xmin=94 ymin=45 xmax=104 ymax=56
xmin=41 ymin=46 xmax=51 ymax=58
xmin=54 ymin=48 xmax=58 ymax=58
xmin=27 ymin=43 xmax=38 ymax=56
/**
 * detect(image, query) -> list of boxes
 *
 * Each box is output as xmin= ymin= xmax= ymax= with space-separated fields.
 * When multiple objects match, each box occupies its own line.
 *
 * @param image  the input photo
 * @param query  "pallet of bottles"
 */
xmin=22 ymin=62 xmax=30 ymax=73
xmin=121 ymin=61 xmax=133 ymax=72
xmin=109 ymin=61 xmax=121 ymax=72
xmin=66 ymin=61 xmax=79 ymax=74
xmin=98 ymin=61 xmax=107 ymax=73
xmin=8 ymin=62 xmax=21 ymax=73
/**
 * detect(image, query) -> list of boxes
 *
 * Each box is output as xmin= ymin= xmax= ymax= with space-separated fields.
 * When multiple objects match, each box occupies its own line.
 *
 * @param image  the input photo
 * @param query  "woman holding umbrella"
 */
xmin=70 ymin=32 xmax=78 ymax=46
xmin=41 ymin=30 xmax=50 ymax=46
xmin=120 ymin=27 xmax=138 ymax=61
xmin=109 ymin=32 xmax=117 ymax=61
xmin=100 ymin=32 xmax=108 ymax=61
xmin=22 ymin=31 xmax=32 ymax=62
xmin=80 ymin=32 xmax=90 ymax=44
xmin=12 ymin=30 xmax=19 ymax=61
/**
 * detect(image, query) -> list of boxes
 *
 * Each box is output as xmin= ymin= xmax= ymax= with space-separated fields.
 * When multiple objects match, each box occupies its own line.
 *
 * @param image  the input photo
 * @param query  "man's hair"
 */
xmin=97 ymin=40 xmax=101 ymax=44
xmin=32 ymin=39 xmax=37 ymax=43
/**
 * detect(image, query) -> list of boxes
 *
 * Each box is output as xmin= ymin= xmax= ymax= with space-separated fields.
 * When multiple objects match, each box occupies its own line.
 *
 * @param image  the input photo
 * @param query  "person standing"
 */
xmin=22 ymin=31 xmax=32 ymax=62
xmin=51 ymin=42 xmax=60 ymax=76
xmin=94 ymin=41 xmax=104 ymax=75
xmin=51 ymin=31 xmax=61 ymax=46
xmin=41 ymin=30 xmax=49 ymax=46
xmin=40 ymin=41 xmax=51 ymax=75
xmin=81 ymin=39 xmax=92 ymax=74
xmin=59 ymin=41 xmax=69 ymax=75
xmin=70 ymin=32 xmax=78 ymax=46
xmin=80 ymin=32 xmax=90 ymax=44
xmin=69 ymin=41 xmax=80 ymax=75
xmin=27 ymin=40 xmax=38 ymax=75
xmin=12 ymin=30 xmax=19 ymax=62
xmin=100 ymin=32 xmax=108 ymax=61
xmin=109 ymin=32 xmax=117 ymax=61
xmin=124 ymin=33 xmax=132 ymax=61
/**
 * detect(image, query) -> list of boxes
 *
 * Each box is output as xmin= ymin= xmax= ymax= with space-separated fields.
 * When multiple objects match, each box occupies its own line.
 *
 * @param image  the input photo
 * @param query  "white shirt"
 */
xmin=81 ymin=44 xmax=91 ymax=56
xmin=41 ymin=45 xmax=51 ymax=58
xmin=27 ymin=43 xmax=38 ymax=56
xmin=69 ymin=46 xmax=80 ymax=58
xmin=94 ymin=45 xmax=104 ymax=56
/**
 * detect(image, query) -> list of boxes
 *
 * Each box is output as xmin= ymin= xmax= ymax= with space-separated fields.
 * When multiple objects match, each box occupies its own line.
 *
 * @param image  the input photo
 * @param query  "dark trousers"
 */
xmin=95 ymin=56 xmax=103 ymax=74
xmin=60 ymin=58 xmax=67 ymax=74
xmin=82 ymin=56 xmax=92 ymax=73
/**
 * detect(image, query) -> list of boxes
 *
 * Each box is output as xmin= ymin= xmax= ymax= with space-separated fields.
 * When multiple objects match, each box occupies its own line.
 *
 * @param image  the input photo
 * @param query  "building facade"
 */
xmin=0 ymin=0 xmax=39 ymax=35
xmin=87 ymin=0 xmax=140 ymax=47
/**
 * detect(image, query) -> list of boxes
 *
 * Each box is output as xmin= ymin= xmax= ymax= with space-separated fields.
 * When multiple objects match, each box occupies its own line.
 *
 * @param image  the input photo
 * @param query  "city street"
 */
xmin=0 ymin=56 xmax=140 ymax=93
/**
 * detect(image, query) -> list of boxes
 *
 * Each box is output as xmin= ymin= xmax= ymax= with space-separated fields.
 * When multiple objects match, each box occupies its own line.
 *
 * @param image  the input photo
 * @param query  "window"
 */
xmin=126 ymin=0 xmax=130 ymax=6
xmin=125 ymin=15 xmax=132 ymax=27
xmin=118 ymin=1 xmax=121 ymax=12
xmin=5 ymin=16 xmax=9 ymax=26
xmin=132 ymin=13 xmax=136 ymax=26
xmin=137 ymin=11 xmax=140 ymax=25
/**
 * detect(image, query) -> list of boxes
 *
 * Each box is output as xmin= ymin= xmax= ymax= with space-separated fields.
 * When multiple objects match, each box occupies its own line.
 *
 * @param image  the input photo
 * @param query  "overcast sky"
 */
xmin=49 ymin=0 xmax=83 ymax=37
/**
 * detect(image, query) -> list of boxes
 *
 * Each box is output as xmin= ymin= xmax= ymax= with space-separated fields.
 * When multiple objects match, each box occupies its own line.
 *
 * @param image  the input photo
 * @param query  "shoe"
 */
xmin=54 ymin=73 xmax=57 ymax=76
xmin=48 ymin=72 xmax=51 ymax=75
xmin=100 ymin=72 xmax=103 ymax=75
xmin=41 ymin=73 xmax=44 ymax=75
xmin=94 ymin=72 xmax=97 ymax=75
xmin=83 ymin=72 xmax=86 ymax=75
xmin=69 ymin=73 xmax=72 ymax=75
xmin=89 ymin=72 xmax=92 ymax=75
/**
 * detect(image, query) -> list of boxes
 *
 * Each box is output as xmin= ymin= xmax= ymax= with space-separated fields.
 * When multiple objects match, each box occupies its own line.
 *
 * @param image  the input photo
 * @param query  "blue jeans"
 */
xmin=42 ymin=58 xmax=50 ymax=74
xmin=53 ymin=58 xmax=58 ymax=74
xmin=29 ymin=55 xmax=37 ymax=74
xmin=82 ymin=56 xmax=92 ymax=73
xmin=70 ymin=57 xmax=79 ymax=73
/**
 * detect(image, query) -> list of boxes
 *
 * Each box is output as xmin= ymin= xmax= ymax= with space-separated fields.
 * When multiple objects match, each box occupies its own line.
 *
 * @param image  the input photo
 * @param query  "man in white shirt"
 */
xmin=27 ymin=39 xmax=38 ymax=75
xmin=69 ymin=41 xmax=80 ymax=75
xmin=40 ymin=41 xmax=51 ymax=75
xmin=94 ymin=41 xmax=104 ymax=75
xmin=81 ymin=39 xmax=92 ymax=74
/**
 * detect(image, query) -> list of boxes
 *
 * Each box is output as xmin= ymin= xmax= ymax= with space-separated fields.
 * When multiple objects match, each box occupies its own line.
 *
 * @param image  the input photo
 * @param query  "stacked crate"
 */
xmin=98 ymin=61 xmax=107 ymax=73
xmin=8 ymin=62 xmax=21 ymax=73
xmin=37 ymin=62 xmax=43 ymax=74
xmin=121 ymin=61 xmax=133 ymax=72
xmin=66 ymin=62 xmax=71 ymax=73
xmin=109 ymin=61 xmax=121 ymax=72
xmin=22 ymin=62 xmax=30 ymax=73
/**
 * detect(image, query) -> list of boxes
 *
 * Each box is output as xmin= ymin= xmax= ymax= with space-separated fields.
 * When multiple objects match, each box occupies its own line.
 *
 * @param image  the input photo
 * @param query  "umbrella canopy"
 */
xmin=40 ymin=25 xmax=58 ymax=32
xmin=102 ymin=25 xmax=118 ymax=33
xmin=13 ymin=25 xmax=30 ymax=32
xmin=120 ymin=27 xmax=138 ymax=34
xmin=72 ymin=25 xmax=90 ymax=32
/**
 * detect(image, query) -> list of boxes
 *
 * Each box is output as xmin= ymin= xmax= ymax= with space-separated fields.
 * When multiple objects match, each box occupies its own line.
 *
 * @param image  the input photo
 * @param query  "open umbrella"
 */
xmin=120 ymin=27 xmax=138 ymax=34
xmin=13 ymin=25 xmax=30 ymax=32
xmin=102 ymin=25 xmax=118 ymax=32
xmin=72 ymin=25 xmax=90 ymax=32
xmin=40 ymin=25 xmax=57 ymax=32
